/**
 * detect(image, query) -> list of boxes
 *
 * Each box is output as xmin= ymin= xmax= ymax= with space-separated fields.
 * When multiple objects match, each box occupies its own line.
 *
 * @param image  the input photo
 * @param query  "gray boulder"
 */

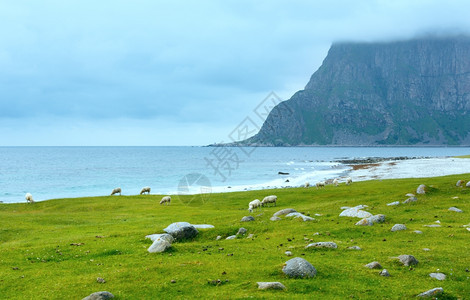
xmin=356 ymin=214 xmax=385 ymax=226
xmin=145 ymin=233 xmax=175 ymax=243
xmin=282 ymin=257 xmax=317 ymax=278
xmin=365 ymin=261 xmax=382 ymax=269
xmin=241 ymin=216 xmax=255 ymax=222
xmin=387 ymin=201 xmax=400 ymax=206
xmin=413 ymin=230 xmax=423 ymax=234
xmin=273 ymin=208 xmax=297 ymax=217
xmin=429 ymin=273 xmax=446 ymax=280
xmin=82 ymin=291 xmax=114 ymax=300
xmin=348 ymin=246 xmax=362 ymax=250
xmin=270 ymin=216 xmax=281 ymax=221
xmin=448 ymin=207 xmax=463 ymax=213
xmin=391 ymin=224 xmax=407 ymax=232
xmin=339 ymin=207 xmax=372 ymax=218
xmin=379 ymin=269 xmax=390 ymax=277
xmin=163 ymin=222 xmax=198 ymax=240
xmin=403 ymin=196 xmax=417 ymax=204
xmin=398 ymin=254 xmax=418 ymax=266
xmin=237 ymin=227 xmax=247 ymax=235
xmin=148 ymin=239 xmax=171 ymax=253
xmin=226 ymin=235 xmax=236 ymax=240
xmin=416 ymin=184 xmax=426 ymax=194
xmin=456 ymin=180 xmax=463 ymax=187
xmin=417 ymin=287 xmax=443 ymax=298
xmin=285 ymin=212 xmax=314 ymax=221
xmin=305 ymin=242 xmax=337 ymax=249
xmin=467 ymin=181 xmax=470 ymax=187
xmin=257 ymin=282 xmax=286 ymax=290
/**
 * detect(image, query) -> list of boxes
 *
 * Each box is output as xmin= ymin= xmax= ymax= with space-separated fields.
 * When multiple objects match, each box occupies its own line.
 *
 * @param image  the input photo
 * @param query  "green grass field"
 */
xmin=1 ymin=174 xmax=470 ymax=299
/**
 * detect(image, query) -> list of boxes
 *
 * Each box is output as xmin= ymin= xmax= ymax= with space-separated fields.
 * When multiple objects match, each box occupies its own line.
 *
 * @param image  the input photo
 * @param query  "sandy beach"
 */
xmin=349 ymin=157 xmax=470 ymax=182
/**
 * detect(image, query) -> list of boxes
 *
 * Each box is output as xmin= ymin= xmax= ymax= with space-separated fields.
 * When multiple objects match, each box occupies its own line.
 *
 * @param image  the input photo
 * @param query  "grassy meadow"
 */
xmin=1 ymin=174 xmax=470 ymax=299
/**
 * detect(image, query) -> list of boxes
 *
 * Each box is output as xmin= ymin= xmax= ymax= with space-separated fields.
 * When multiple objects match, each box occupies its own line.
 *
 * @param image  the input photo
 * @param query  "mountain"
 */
xmin=239 ymin=36 xmax=470 ymax=146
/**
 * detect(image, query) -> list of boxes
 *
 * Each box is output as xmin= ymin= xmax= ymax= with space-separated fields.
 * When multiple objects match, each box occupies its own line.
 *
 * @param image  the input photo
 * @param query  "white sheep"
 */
xmin=111 ymin=187 xmax=121 ymax=196
xmin=261 ymin=195 xmax=277 ymax=207
xmin=346 ymin=177 xmax=352 ymax=185
xmin=140 ymin=186 xmax=151 ymax=195
xmin=248 ymin=199 xmax=261 ymax=212
xmin=333 ymin=178 xmax=339 ymax=186
xmin=25 ymin=193 xmax=34 ymax=203
xmin=304 ymin=182 xmax=310 ymax=188
xmin=160 ymin=196 xmax=171 ymax=205
xmin=316 ymin=181 xmax=325 ymax=189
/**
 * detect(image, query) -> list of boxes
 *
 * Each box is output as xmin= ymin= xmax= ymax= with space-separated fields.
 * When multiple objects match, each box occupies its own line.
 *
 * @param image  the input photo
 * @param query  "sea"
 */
xmin=1 ymin=146 xmax=469 ymax=204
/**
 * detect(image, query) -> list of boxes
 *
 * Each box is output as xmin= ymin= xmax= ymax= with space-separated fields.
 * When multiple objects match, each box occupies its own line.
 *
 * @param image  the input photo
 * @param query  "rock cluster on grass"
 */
xmin=391 ymin=224 xmax=407 ymax=232
xmin=257 ymin=282 xmax=286 ymax=290
xmin=417 ymin=287 xmax=443 ymax=298
xmin=397 ymin=254 xmax=418 ymax=266
xmin=147 ymin=222 xmax=201 ymax=253
xmin=82 ymin=291 xmax=114 ymax=300
xmin=282 ymin=257 xmax=317 ymax=278
xmin=305 ymin=242 xmax=337 ymax=249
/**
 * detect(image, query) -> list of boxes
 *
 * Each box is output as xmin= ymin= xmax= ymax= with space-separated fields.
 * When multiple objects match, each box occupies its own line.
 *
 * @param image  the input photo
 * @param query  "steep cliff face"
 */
xmin=244 ymin=36 xmax=470 ymax=146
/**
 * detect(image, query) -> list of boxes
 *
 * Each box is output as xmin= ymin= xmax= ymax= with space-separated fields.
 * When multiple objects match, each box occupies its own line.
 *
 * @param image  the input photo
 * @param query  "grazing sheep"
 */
xmin=160 ymin=196 xmax=171 ymax=205
xmin=248 ymin=199 xmax=261 ymax=212
xmin=346 ymin=177 xmax=352 ymax=185
xmin=456 ymin=180 xmax=464 ymax=187
xmin=25 ymin=193 xmax=34 ymax=203
xmin=140 ymin=186 xmax=151 ymax=195
xmin=261 ymin=195 xmax=277 ymax=207
xmin=333 ymin=178 xmax=339 ymax=186
xmin=316 ymin=181 xmax=325 ymax=189
xmin=111 ymin=187 xmax=121 ymax=196
xmin=305 ymin=182 xmax=310 ymax=188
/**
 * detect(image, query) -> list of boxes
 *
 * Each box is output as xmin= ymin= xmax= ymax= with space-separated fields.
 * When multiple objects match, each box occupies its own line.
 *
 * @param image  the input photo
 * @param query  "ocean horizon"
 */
xmin=1 ymin=146 xmax=469 ymax=204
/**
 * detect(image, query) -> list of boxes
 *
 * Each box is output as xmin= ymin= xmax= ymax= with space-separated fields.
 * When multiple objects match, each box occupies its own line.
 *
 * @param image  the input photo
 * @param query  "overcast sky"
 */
xmin=1 ymin=0 xmax=469 ymax=146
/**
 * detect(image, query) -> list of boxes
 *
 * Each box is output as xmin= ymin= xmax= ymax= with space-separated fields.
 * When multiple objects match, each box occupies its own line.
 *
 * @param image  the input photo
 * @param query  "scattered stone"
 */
xmin=273 ymin=208 xmax=297 ymax=217
xmin=387 ymin=201 xmax=400 ymax=206
xmin=305 ymin=242 xmax=337 ymax=249
xmin=270 ymin=216 xmax=281 ymax=221
xmin=467 ymin=228 xmax=470 ymax=232
xmin=423 ymin=224 xmax=441 ymax=228
xmin=285 ymin=251 xmax=292 ymax=256
xmin=416 ymin=184 xmax=426 ymax=194
xmin=467 ymin=181 xmax=470 ymax=187
xmin=247 ymin=233 xmax=254 ymax=239
xmin=171 ymin=279 xmax=176 ymax=283
xmin=348 ymin=246 xmax=362 ymax=250
xmin=96 ymin=277 xmax=106 ymax=284
xmin=356 ymin=214 xmax=385 ymax=226
xmin=82 ymin=291 xmax=114 ymax=300
xmin=429 ymin=273 xmax=446 ymax=280
xmin=417 ymin=287 xmax=443 ymax=298
xmin=192 ymin=224 xmax=215 ymax=229
xmin=379 ymin=269 xmax=390 ymax=277
xmin=216 ymin=235 xmax=222 ymax=240
xmin=282 ymin=257 xmax=317 ymax=278
xmin=241 ymin=216 xmax=255 ymax=222
xmin=413 ymin=230 xmax=423 ymax=234
xmin=163 ymin=222 xmax=198 ymax=240
xmin=391 ymin=224 xmax=407 ymax=232
xmin=145 ymin=233 xmax=175 ymax=243
xmin=448 ymin=207 xmax=463 ymax=213
xmin=257 ymin=282 xmax=286 ymax=290
xmin=405 ymin=193 xmax=415 ymax=197
xmin=226 ymin=235 xmax=236 ymax=240
xmin=422 ymin=248 xmax=431 ymax=251
xmin=285 ymin=212 xmax=314 ymax=221
xmin=397 ymin=255 xmax=418 ymax=266
xmin=365 ymin=261 xmax=382 ymax=269
xmin=148 ymin=239 xmax=172 ymax=253
xmin=340 ymin=207 xmax=372 ymax=218
xmin=237 ymin=228 xmax=247 ymax=235
xmin=403 ymin=196 xmax=417 ymax=204
xmin=456 ymin=180 xmax=464 ymax=187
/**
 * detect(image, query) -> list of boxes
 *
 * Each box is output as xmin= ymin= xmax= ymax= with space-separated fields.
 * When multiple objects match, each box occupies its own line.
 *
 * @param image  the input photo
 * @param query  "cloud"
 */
xmin=1 ymin=0 xmax=470 ymax=145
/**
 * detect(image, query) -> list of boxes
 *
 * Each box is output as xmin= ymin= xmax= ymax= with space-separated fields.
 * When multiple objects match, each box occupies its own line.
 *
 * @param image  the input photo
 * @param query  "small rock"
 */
xmin=96 ymin=277 xmax=106 ymax=284
xmin=170 ymin=279 xmax=176 ymax=283
xmin=270 ymin=216 xmax=281 ymax=221
xmin=398 ymin=255 xmax=418 ymax=266
xmin=305 ymin=242 xmax=337 ymax=249
xmin=340 ymin=207 xmax=372 ymax=218
xmin=429 ymin=273 xmax=446 ymax=280
xmin=237 ymin=228 xmax=247 ymax=235
xmin=192 ymin=224 xmax=215 ymax=229
xmin=422 ymin=248 xmax=431 ymax=251
xmin=448 ymin=207 xmax=463 ymax=213
xmin=413 ymin=230 xmax=423 ymax=234
xmin=257 ymin=282 xmax=286 ymax=290
xmin=273 ymin=208 xmax=297 ymax=217
xmin=216 ymin=235 xmax=222 ymax=240
xmin=403 ymin=196 xmax=417 ymax=204
xmin=405 ymin=193 xmax=415 ymax=197
xmin=387 ymin=201 xmax=400 ymax=206
xmin=417 ymin=287 xmax=444 ymax=298
xmin=145 ymin=233 xmax=175 ymax=243
xmin=423 ymin=224 xmax=441 ymax=228
xmin=241 ymin=216 xmax=255 ymax=222
xmin=226 ymin=235 xmax=236 ymax=240
xmin=148 ymin=239 xmax=172 ymax=253
xmin=391 ymin=224 xmax=407 ymax=232
xmin=456 ymin=180 xmax=464 ymax=187
xmin=285 ymin=212 xmax=314 ymax=221
xmin=467 ymin=181 xmax=470 ymax=187
xmin=348 ymin=246 xmax=362 ymax=250
xmin=82 ymin=291 xmax=114 ymax=300
xmin=379 ymin=269 xmax=390 ymax=277
xmin=247 ymin=233 xmax=254 ymax=239
xmin=285 ymin=251 xmax=292 ymax=256
xmin=163 ymin=222 xmax=198 ymax=240
xmin=282 ymin=257 xmax=317 ymax=278
xmin=365 ymin=261 xmax=382 ymax=269
xmin=416 ymin=184 xmax=426 ymax=194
